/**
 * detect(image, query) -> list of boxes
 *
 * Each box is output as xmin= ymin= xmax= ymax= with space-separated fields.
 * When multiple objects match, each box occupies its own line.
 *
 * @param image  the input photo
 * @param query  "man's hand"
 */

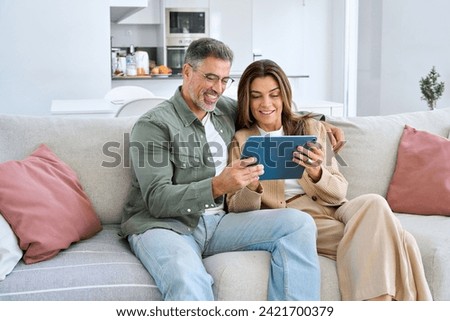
xmin=322 ymin=122 xmax=346 ymax=153
xmin=211 ymin=157 xmax=264 ymax=198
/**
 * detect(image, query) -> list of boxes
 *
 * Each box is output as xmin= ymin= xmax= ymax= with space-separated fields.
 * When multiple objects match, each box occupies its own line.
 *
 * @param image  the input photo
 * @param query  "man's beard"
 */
xmin=189 ymin=87 xmax=219 ymax=113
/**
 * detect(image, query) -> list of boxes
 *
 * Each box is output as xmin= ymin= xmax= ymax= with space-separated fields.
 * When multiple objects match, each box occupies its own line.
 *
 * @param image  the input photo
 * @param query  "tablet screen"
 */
xmin=241 ymin=135 xmax=317 ymax=180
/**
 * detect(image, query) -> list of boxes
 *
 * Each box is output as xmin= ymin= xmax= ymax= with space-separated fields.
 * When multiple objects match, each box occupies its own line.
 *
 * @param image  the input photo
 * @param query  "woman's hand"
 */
xmin=293 ymin=142 xmax=324 ymax=182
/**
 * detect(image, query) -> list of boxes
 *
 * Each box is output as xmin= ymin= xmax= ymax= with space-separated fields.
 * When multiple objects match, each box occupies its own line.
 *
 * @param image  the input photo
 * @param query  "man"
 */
xmin=121 ymin=37 xmax=321 ymax=300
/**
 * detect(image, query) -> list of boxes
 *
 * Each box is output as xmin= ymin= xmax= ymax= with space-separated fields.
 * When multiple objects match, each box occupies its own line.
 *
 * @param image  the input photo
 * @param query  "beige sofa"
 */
xmin=0 ymin=107 xmax=449 ymax=300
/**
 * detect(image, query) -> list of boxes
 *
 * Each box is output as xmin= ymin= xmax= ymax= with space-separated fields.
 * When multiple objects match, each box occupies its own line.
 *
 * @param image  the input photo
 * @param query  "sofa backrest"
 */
xmin=329 ymin=108 xmax=450 ymax=200
xmin=0 ymin=114 xmax=138 ymax=225
xmin=1 ymin=109 xmax=449 ymax=224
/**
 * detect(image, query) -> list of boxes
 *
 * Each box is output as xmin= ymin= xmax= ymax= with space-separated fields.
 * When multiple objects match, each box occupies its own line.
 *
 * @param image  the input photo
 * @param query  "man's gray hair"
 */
xmin=184 ymin=37 xmax=234 ymax=68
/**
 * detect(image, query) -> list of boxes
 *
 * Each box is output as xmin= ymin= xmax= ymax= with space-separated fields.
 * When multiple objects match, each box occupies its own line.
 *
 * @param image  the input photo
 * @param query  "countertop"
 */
xmin=112 ymin=74 xmax=309 ymax=80
xmin=112 ymin=74 xmax=181 ymax=80
xmin=51 ymin=99 xmax=120 ymax=117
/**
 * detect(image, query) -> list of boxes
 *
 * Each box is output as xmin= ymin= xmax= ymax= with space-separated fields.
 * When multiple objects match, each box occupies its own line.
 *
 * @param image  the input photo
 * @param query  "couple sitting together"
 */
xmin=120 ymin=37 xmax=432 ymax=301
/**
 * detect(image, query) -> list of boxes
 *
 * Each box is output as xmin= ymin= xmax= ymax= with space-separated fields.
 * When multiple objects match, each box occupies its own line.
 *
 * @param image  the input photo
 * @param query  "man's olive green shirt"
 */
xmin=121 ymin=87 xmax=237 ymax=237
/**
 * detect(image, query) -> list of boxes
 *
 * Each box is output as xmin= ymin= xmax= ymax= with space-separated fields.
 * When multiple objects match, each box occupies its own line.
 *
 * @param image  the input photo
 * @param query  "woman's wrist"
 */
xmin=307 ymin=167 xmax=322 ymax=183
xmin=247 ymin=182 xmax=263 ymax=193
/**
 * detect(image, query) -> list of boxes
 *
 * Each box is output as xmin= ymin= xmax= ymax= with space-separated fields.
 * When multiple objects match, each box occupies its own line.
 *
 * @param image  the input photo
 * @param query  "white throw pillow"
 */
xmin=0 ymin=214 xmax=23 ymax=280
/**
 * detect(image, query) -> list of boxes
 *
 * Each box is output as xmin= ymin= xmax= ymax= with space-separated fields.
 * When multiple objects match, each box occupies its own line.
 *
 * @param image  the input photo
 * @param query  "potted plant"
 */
xmin=419 ymin=66 xmax=445 ymax=110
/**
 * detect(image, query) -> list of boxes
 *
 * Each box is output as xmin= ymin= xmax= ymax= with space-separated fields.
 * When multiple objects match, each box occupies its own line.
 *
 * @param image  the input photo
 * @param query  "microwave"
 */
xmin=165 ymin=8 xmax=209 ymax=46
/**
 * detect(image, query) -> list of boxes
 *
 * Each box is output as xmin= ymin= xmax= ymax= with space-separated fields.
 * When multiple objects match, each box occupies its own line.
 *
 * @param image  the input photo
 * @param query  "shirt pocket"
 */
xmin=171 ymin=152 xmax=201 ymax=184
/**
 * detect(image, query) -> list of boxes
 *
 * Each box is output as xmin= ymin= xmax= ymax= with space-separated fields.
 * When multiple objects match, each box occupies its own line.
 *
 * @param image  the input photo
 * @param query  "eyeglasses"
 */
xmin=189 ymin=64 xmax=235 ymax=89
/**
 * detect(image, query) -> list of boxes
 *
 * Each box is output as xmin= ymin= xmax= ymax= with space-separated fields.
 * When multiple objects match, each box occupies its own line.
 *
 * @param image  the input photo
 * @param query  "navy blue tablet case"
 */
xmin=241 ymin=135 xmax=317 ymax=180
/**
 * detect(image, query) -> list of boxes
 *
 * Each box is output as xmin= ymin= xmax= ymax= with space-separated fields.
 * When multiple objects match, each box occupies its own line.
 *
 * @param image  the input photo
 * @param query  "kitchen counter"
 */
xmin=112 ymin=74 xmax=181 ymax=80
xmin=112 ymin=74 xmax=309 ymax=80
xmin=51 ymin=97 xmax=343 ymax=118
xmin=51 ymin=99 xmax=121 ymax=118
xmin=111 ymin=74 xmax=311 ymax=104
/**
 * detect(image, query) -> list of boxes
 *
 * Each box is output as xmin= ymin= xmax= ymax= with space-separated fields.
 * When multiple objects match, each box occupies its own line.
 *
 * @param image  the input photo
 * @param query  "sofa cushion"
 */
xmin=203 ymin=251 xmax=341 ymax=301
xmin=0 ymin=224 xmax=341 ymax=301
xmin=0 ymin=214 xmax=23 ymax=280
xmin=329 ymin=108 xmax=450 ymax=200
xmin=0 ymin=115 xmax=138 ymax=225
xmin=386 ymin=126 xmax=450 ymax=215
xmin=0 ymin=225 xmax=161 ymax=300
xmin=204 ymin=251 xmax=270 ymax=300
xmin=0 ymin=144 xmax=101 ymax=264
xmin=396 ymin=213 xmax=450 ymax=300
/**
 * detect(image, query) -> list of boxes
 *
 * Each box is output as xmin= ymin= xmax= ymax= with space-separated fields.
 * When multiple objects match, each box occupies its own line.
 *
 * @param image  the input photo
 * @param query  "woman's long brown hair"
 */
xmin=236 ymin=59 xmax=309 ymax=135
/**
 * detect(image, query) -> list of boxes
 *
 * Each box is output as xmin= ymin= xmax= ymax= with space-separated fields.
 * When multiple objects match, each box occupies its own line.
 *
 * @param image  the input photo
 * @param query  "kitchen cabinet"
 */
xmin=209 ymin=0 xmax=307 ymax=75
xmin=112 ymin=78 xmax=182 ymax=100
xmin=110 ymin=0 xmax=148 ymax=23
xmin=209 ymin=0 xmax=253 ymax=74
xmin=118 ymin=0 xmax=161 ymax=24
xmin=297 ymin=101 xmax=344 ymax=117
xmin=163 ymin=0 xmax=209 ymax=8
xmin=210 ymin=1 xmax=343 ymax=106
xmin=252 ymin=0 xmax=306 ymax=75
xmin=109 ymin=0 xmax=344 ymax=111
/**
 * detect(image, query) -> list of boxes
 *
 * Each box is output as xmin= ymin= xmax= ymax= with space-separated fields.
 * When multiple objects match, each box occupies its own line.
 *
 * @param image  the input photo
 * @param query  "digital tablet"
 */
xmin=241 ymin=135 xmax=317 ymax=180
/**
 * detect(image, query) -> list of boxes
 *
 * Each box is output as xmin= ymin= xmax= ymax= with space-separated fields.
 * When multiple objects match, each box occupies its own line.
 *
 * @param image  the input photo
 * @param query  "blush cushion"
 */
xmin=0 ymin=144 xmax=102 ymax=264
xmin=386 ymin=125 xmax=450 ymax=215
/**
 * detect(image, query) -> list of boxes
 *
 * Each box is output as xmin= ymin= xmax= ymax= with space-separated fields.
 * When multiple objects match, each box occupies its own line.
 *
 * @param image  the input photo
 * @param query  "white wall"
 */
xmin=357 ymin=0 xmax=450 ymax=115
xmin=0 ymin=0 xmax=111 ymax=115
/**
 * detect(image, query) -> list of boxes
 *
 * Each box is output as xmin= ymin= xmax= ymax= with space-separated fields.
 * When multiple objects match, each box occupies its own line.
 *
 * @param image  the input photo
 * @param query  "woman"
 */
xmin=227 ymin=59 xmax=432 ymax=301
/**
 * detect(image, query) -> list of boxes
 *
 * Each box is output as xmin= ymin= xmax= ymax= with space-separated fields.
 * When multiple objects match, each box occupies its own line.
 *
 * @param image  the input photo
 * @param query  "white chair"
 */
xmin=115 ymin=97 xmax=168 ymax=117
xmin=105 ymin=86 xmax=155 ymax=105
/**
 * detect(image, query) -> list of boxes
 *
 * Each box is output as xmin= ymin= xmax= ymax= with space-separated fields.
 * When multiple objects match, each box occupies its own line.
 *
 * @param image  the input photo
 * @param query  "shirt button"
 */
xmin=205 ymin=204 xmax=209 ymax=208
xmin=220 ymin=129 xmax=223 ymax=133
xmin=187 ymin=209 xmax=191 ymax=212
xmin=311 ymin=196 xmax=318 ymax=201
xmin=211 ymin=204 xmax=215 ymax=207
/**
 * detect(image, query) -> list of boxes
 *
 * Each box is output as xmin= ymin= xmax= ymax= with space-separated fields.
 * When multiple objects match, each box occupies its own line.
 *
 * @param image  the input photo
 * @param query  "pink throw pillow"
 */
xmin=0 ymin=144 xmax=102 ymax=264
xmin=386 ymin=125 xmax=450 ymax=215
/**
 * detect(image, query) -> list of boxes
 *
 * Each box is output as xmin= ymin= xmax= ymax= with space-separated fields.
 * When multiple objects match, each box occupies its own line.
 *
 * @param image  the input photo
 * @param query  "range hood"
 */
xmin=110 ymin=0 xmax=148 ymax=23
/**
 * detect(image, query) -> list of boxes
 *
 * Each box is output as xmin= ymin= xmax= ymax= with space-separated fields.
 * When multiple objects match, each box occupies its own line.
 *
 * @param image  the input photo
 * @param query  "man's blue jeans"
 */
xmin=128 ymin=208 xmax=320 ymax=300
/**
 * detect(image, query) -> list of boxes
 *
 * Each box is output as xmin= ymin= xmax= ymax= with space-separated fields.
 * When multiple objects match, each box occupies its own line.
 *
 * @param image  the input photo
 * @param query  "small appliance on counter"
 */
xmin=111 ymin=47 xmax=157 ymax=78
xmin=135 ymin=51 xmax=150 ymax=75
